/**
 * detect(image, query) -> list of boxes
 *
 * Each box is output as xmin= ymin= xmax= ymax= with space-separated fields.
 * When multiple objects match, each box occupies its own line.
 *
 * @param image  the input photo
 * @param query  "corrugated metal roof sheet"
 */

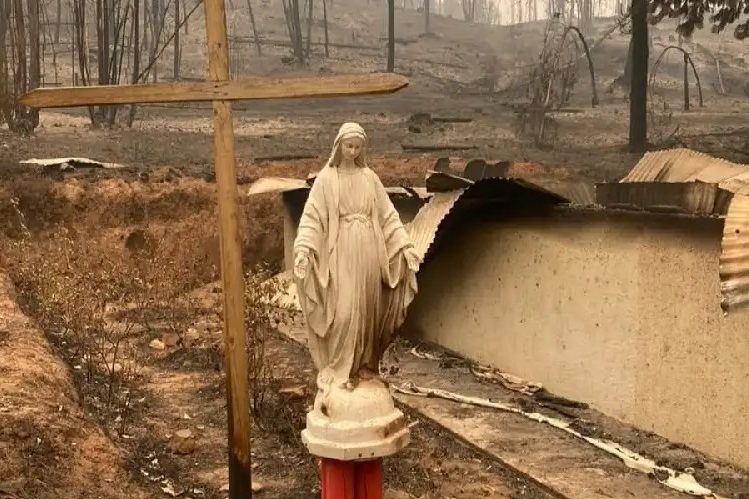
xmin=250 ymin=163 xmax=579 ymax=274
xmin=409 ymin=177 xmax=568 ymax=267
xmin=246 ymin=176 xmax=428 ymax=199
xmin=425 ymin=169 xmax=595 ymax=206
xmin=539 ymin=180 xmax=596 ymax=206
xmin=596 ymin=182 xmax=724 ymax=215
xmin=720 ymin=194 xmax=749 ymax=312
xmin=621 ymin=149 xmax=749 ymax=187
xmin=408 ymin=191 xmax=463 ymax=265
xmin=614 ymin=148 xmax=749 ymax=314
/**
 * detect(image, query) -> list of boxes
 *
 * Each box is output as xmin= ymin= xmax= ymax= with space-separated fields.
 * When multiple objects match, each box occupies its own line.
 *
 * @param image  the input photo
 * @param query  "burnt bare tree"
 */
xmin=128 ymin=0 xmax=141 ymax=126
xmin=521 ymin=19 xmax=595 ymax=146
xmin=28 ymin=0 xmax=40 ymax=128
xmin=282 ymin=0 xmax=305 ymax=63
xmin=629 ymin=0 xmax=648 ymax=151
xmin=149 ymin=0 xmax=164 ymax=82
xmin=174 ymin=0 xmax=180 ymax=79
xmin=53 ymin=0 xmax=200 ymax=128
xmin=306 ymin=0 xmax=313 ymax=57
xmin=322 ymin=0 xmax=329 ymax=56
xmin=462 ymin=0 xmax=476 ymax=21
xmin=425 ymin=0 xmax=430 ymax=32
xmin=54 ymin=0 xmax=62 ymax=42
xmin=387 ymin=0 xmax=395 ymax=71
xmin=0 ymin=0 xmax=40 ymax=134
xmin=246 ymin=0 xmax=262 ymax=56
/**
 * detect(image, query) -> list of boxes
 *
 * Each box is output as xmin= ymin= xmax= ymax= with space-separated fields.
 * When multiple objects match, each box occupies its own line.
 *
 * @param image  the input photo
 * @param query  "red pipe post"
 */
xmin=320 ymin=458 xmax=383 ymax=499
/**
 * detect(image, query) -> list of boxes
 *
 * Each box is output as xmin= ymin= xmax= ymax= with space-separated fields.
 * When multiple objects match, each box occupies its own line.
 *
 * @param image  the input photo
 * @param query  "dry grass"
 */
xmin=0 ymin=156 xmax=434 ymax=497
xmin=0 ymin=172 xmax=295 ymax=427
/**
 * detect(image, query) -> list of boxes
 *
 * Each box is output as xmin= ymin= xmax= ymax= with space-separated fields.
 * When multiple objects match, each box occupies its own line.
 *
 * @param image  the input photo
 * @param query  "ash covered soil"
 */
xmin=2 ymin=0 xmax=749 ymax=497
xmin=2 ymin=0 xmax=749 ymax=180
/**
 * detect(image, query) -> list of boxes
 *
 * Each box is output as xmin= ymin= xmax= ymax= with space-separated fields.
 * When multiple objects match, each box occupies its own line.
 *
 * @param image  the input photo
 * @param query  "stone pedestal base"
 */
xmin=302 ymin=377 xmax=410 ymax=461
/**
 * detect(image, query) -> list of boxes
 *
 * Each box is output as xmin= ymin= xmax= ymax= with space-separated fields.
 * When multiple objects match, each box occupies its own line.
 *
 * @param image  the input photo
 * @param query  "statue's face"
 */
xmin=341 ymin=137 xmax=364 ymax=162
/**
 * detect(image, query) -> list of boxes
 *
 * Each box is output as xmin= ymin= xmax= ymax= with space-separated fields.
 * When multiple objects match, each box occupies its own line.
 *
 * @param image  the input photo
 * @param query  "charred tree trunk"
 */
xmin=246 ymin=0 xmax=262 ymax=56
xmin=629 ymin=0 xmax=648 ymax=152
xmin=128 ymin=0 xmax=141 ymax=126
xmin=683 ymin=52 xmax=690 ymax=111
xmin=387 ymin=0 xmax=394 ymax=72
xmin=143 ymin=0 xmax=150 ymax=66
xmin=28 ymin=0 xmax=40 ymax=127
xmin=72 ymin=0 xmax=93 ymax=131
xmin=292 ymin=0 xmax=304 ymax=63
xmin=97 ymin=0 xmax=110 ymax=87
xmin=12 ymin=0 xmax=27 ymax=95
xmin=305 ymin=0 xmax=313 ymax=58
xmin=95 ymin=0 xmax=111 ymax=125
xmin=151 ymin=0 xmax=159 ymax=82
xmin=425 ymin=0 xmax=430 ymax=33
xmin=174 ymin=0 xmax=180 ymax=79
xmin=322 ymin=0 xmax=329 ymax=56
xmin=0 ymin=0 xmax=9 ymax=125
xmin=282 ymin=0 xmax=305 ymax=64
xmin=54 ymin=0 xmax=62 ymax=42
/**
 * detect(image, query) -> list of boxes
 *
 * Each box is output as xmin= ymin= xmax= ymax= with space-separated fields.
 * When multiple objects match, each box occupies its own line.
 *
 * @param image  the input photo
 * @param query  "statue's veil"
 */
xmin=325 ymin=122 xmax=369 ymax=168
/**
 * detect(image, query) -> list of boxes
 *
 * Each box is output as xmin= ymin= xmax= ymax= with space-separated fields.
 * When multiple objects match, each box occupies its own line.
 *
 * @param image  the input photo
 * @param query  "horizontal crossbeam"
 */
xmin=20 ymin=73 xmax=409 ymax=109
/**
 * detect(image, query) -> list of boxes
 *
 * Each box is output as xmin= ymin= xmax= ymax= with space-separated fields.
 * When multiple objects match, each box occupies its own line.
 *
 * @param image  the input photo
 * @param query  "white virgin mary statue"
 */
xmin=294 ymin=122 xmax=420 ymax=393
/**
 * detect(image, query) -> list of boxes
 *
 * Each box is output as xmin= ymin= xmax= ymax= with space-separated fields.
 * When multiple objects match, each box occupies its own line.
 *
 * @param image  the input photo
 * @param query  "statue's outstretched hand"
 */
xmin=404 ymin=246 xmax=421 ymax=272
xmin=294 ymin=249 xmax=310 ymax=279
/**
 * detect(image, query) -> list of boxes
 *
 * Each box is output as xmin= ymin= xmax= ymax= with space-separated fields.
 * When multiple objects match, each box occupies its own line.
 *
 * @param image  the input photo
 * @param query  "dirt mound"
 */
xmin=0 ymin=273 xmax=147 ymax=499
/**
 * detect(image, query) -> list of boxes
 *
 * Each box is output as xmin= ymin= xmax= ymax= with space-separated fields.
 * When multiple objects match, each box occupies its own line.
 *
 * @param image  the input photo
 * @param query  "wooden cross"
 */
xmin=21 ymin=2 xmax=408 ymax=498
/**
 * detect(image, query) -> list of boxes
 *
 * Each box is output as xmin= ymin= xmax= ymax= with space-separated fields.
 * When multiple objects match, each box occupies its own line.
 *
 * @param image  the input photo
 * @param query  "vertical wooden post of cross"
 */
xmin=204 ymin=1 xmax=253 ymax=497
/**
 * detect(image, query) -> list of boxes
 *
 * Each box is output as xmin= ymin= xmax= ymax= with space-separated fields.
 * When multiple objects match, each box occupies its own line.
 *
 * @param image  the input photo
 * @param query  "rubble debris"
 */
xmin=534 ymin=390 xmax=589 ymax=409
xmin=162 ymin=332 xmax=181 ymax=348
xmin=183 ymin=328 xmax=200 ymax=347
xmin=463 ymin=158 xmax=511 ymax=181
xmin=160 ymin=479 xmax=182 ymax=497
xmin=278 ymin=385 xmax=307 ymax=399
xmin=172 ymin=429 xmax=196 ymax=455
xmin=20 ymin=157 xmax=125 ymax=170
xmin=433 ymin=157 xmax=452 ymax=172
xmin=469 ymin=365 xmax=542 ymax=396
xmin=395 ymin=382 xmax=715 ymax=497
xmin=149 ymin=339 xmax=166 ymax=350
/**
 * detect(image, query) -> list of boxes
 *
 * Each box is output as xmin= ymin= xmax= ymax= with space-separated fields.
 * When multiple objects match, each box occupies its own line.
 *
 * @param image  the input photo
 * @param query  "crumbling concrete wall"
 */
xmin=405 ymin=208 xmax=749 ymax=469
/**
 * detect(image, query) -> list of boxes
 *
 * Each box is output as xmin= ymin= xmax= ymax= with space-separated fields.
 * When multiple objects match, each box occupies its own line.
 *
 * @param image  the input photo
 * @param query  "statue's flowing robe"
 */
xmin=294 ymin=165 xmax=417 ymax=384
